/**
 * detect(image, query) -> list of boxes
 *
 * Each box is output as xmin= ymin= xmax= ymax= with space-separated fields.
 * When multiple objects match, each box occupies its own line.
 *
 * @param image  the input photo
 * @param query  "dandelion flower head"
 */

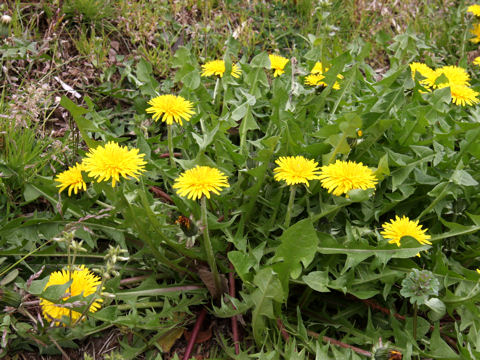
xmin=146 ymin=95 xmax=195 ymax=125
xmin=470 ymin=23 xmax=480 ymax=43
xmin=306 ymin=61 xmax=342 ymax=89
xmin=438 ymin=83 xmax=480 ymax=106
xmin=473 ymin=56 xmax=480 ymax=66
xmin=434 ymin=65 xmax=471 ymax=87
xmin=55 ymin=162 xmax=87 ymax=196
xmin=381 ymin=215 xmax=431 ymax=247
xmin=318 ymin=160 xmax=377 ymax=196
xmin=273 ymin=156 xmax=321 ymax=187
xmin=409 ymin=62 xmax=436 ymax=88
xmin=173 ymin=165 xmax=229 ymax=200
xmin=269 ymin=54 xmax=289 ymax=77
xmin=201 ymin=60 xmax=241 ymax=78
xmin=82 ymin=142 xmax=146 ymax=187
xmin=40 ymin=265 xmax=102 ymax=325
xmin=467 ymin=4 xmax=480 ymax=16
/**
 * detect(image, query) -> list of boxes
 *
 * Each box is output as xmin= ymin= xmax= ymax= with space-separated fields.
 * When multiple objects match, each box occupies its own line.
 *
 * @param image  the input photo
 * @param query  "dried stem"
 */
xmin=183 ymin=308 xmax=207 ymax=360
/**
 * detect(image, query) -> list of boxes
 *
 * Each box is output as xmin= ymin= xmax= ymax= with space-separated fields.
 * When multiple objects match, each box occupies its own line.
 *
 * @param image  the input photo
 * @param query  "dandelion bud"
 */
xmin=1 ymin=15 xmax=11 ymax=24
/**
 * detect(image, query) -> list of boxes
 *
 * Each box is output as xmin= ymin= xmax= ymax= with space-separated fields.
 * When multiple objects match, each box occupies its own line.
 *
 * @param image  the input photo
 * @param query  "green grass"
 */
xmin=2 ymin=0 xmax=480 ymax=359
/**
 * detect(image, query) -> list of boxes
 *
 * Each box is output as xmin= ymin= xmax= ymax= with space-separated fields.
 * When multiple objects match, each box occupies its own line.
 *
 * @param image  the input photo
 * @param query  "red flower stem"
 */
xmin=149 ymin=186 xmax=174 ymax=204
xmin=229 ymin=263 xmax=240 ymax=354
xmin=160 ymin=152 xmax=182 ymax=158
xmin=183 ymin=308 xmax=207 ymax=360
xmin=307 ymin=331 xmax=372 ymax=357
xmin=277 ymin=318 xmax=290 ymax=341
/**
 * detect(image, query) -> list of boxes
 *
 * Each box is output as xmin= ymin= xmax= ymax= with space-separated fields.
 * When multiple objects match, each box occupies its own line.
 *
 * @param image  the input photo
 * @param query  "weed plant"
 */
xmin=2 ymin=1 xmax=480 ymax=359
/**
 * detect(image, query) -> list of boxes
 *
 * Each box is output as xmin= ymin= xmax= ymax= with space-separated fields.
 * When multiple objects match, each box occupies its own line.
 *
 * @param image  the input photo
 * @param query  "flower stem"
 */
xmin=413 ymin=302 xmax=418 ymax=340
xmin=284 ymin=185 xmax=296 ymax=228
xmin=201 ymin=196 xmax=222 ymax=297
xmin=167 ymin=125 xmax=175 ymax=168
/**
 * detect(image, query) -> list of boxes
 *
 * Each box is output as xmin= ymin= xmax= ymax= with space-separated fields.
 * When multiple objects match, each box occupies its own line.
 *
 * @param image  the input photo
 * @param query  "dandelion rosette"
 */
xmin=381 ymin=215 xmax=431 ymax=247
xmin=201 ymin=60 xmax=241 ymax=78
xmin=146 ymin=94 xmax=195 ymax=125
xmin=173 ymin=165 xmax=229 ymax=200
xmin=269 ymin=54 xmax=289 ymax=77
xmin=40 ymin=265 xmax=102 ymax=325
xmin=55 ymin=162 xmax=87 ymax=196
xmin=468 ymin=4 xmax=480 ymax=16
xmin=82 ymin=142 xmax=146 ymax=187
xmin=273 ymin=156 xmax=321 ymax=186
xmin=318 ymin=160 xmax=377 ymax=196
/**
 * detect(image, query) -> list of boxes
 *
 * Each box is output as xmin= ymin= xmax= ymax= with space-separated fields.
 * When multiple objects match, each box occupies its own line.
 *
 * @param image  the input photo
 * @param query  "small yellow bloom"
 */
xmin=477 ymin=269 xmax=480 ymax=275
xmin=318 ymin=160 xmax=377 ymax=196
xmin=201 ymin=60 xmax=241 ymax=78
xmin=473 ymin=56 xmax=480 ymax=66
xmin=146 ymin=94 xmax=195 ymax=125
xmin=55 ymin=163 xmax=87 ymax=196
xmin=357 ymin=130 xmax=363 ymax=137
xmin=40 ymin=265 xmax=102 ymax=326
xmin=273 ymin=156 xmax=321 ymax=187
xmin=173 ymin=165 xmax=229 ymax=200
xmin=268 ymin=54 xmax=289 ymax=77
xmin=305 ymin=62 xmax=342 ymax=89
xmin=82 ymin=142 xmax=146 ymax=187
xmin=467 ymin=4 xmax=480 ymax=16
xmin=470 ymin=23 xmax=480 ymax=43
xmin=437 ymin=83 xmax=480 ymax=106
xmin=381 ymin=215 xmax=431 ymax=247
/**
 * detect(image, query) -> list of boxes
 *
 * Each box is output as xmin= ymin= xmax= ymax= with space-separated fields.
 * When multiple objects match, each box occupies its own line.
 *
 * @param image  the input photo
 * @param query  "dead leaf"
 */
xmin=197 ymin=266 xmax=227 ymax=299
xmin=157 ymin=327 xmax=184 ymax=353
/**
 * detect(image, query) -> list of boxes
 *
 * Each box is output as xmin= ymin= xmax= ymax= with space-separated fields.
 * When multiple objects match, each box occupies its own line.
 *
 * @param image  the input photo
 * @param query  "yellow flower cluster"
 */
xmin=304 ymin=61 xmax=343 ymax=90
xmin=409 ymin=62 xmax=479 ymax=106
xmin=55 ymin=142 xmax=146 ymax=195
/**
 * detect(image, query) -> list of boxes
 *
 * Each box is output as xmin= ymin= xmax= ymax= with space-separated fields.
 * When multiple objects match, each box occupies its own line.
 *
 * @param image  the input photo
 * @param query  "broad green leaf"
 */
xmin=451 ymin=170 xmax=478 ymax=186
xmin=272 ymin=218 xmax=319 ymax=294
xmin=302 ymin=271 xmax=330 ymax=292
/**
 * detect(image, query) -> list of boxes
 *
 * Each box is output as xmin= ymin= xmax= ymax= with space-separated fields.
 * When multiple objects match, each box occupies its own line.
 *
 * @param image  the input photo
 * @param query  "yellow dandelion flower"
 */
xmin=201 ymin=60 xmax=241 ymax=78
xmin=146 ymin=95 xmax=195 ymax=125
xmin=40 ymin=265 xmax=102 ymax=326
xmin=318 ymin=160 xmax=378 ymax=196
xmin=438 ymin=83 xmax=480 ymax=106
xmin=269 ymin=54 xmax=289 ymax=77
xmin=467 ymin=4 xmax=480 ymax=16
xmin=381 ymin=215 xmax=431 ymax=247
xmin=173 ymin=165 xmax=229 ymax=200
xmin=310 ymin=62 xmax=326 ymax=74
xmin=477 ymin=269 xmax=480 ymax=274
xmin=305 ymin=62 xmax=342 ymax=89
xmin=55 ymin=162 xmax=87 ymax=196
xmin=409 ymin=62 xmax=436 ymax=88
xmin=473 ymin=57 xmax=480 ymax=66
xmin=273 ymin=156 xmax=321 ymax=186
xmin=435 ymin=65 xmax=471 ymax=87
xmin=357 ymin=129 xmax=363 ymax=137
xmin=82 ymin=142 xmax=146 ymax=187
xmin=470 ymin=23 xmax=480 ymax=43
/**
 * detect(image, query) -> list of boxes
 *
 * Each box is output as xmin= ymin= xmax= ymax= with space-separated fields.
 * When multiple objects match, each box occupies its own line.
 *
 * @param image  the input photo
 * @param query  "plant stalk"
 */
xmin=413 ymin=302 xmax=418 ymax=340
xmin=201 ymin=196 xmax=222 ymax=297
xmin=167 ymin=125 xmax=175 ymax=167
xmin=284 ymin=185 xmax=296 ymax=228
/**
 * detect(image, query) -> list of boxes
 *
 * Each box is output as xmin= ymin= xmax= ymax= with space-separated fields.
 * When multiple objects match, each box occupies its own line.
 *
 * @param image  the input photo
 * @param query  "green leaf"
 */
xmin=228 ymin=250 xmax=256 ymax=282
xmin=302 ymin=271 xmax=330 ymax=292
xmin=425 ymin=298 xmax=446 ymax=321
xmin=60 ymin=96 xmax=98 ymax=149
xmin=451 ymin=170 xmax=478 ymax=186
xmin=428 ymin=323 xmax=460 ymax=358
xmin=182 ymin=70 xmax=201 ymax=90
xmin=250 ymin=52 xmax=270 ymax=68
xmin=251 ymin=268 xmax=284 ymax=344
xmin=272 ymin=219 xmax=318 ymax=294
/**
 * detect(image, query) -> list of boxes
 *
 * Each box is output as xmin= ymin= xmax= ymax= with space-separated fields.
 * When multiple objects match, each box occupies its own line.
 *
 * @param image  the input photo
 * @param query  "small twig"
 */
xmin=229 ymin=263 xmax=240 ymax=355
xmin=119 ymin=275 xmax=151 ymax=286
xmin=307 ymin=330 xmax=372 ymax=357
xmin=149 ymin=186 xmax=174 ymax=204
xmin=183 ymin=308 xmax=207 ymax=360
xmin=49 ymin=335 xmax=72 ymax=360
